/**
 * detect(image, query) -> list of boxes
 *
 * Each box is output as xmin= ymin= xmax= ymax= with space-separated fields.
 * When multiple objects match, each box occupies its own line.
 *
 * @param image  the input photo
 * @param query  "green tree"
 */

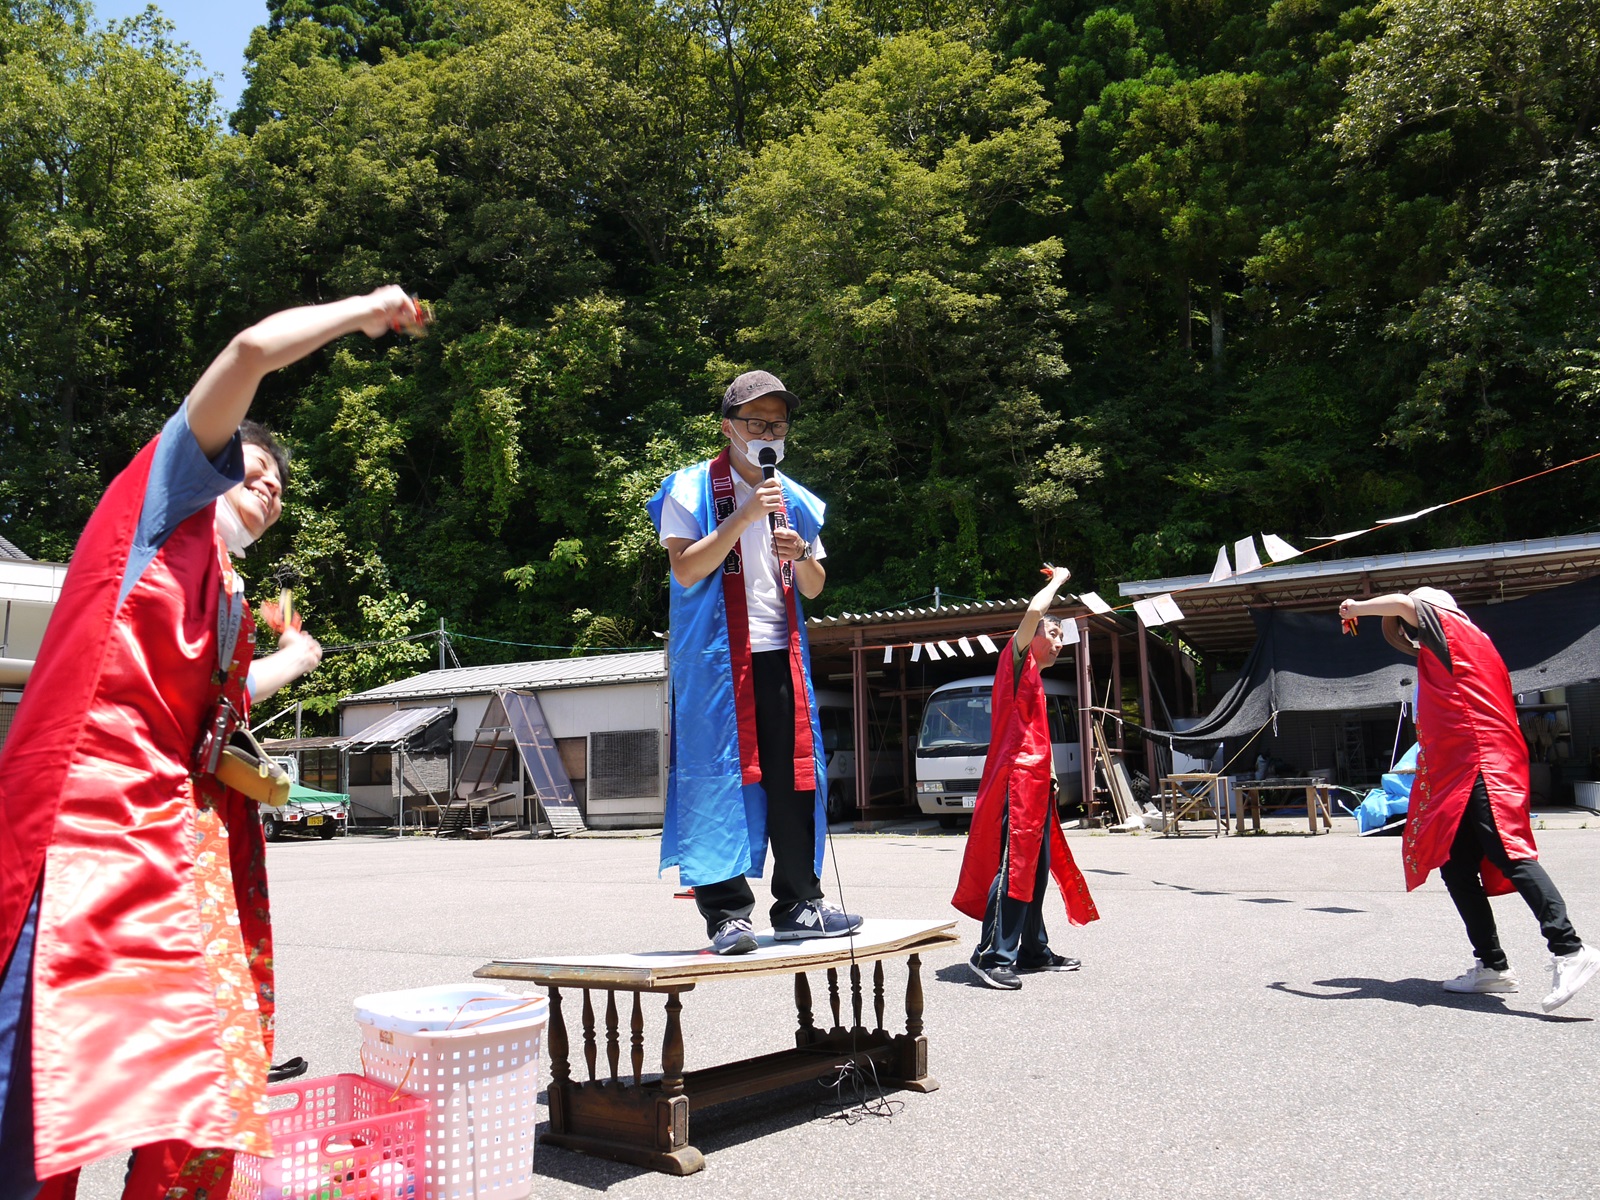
xmin=722 ymin=29 xmax=1091 ymax=604
xmin=0 ymin=0 xmax=219 ymax=559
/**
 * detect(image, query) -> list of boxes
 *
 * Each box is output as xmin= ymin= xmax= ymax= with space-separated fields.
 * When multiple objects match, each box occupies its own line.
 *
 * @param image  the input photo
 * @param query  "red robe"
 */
xmin=0 ymin=439 xmax=274 ymax=1179
xmin=952 ymin=641 xmax=1099 ymax=925
xmin=1403 ymin=604 xmax=1537 ymax=894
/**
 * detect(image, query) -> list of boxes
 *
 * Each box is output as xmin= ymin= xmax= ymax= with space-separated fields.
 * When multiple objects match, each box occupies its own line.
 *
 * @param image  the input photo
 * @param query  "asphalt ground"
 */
xmin=79 ymin=813 xmax=1600 ymax=1199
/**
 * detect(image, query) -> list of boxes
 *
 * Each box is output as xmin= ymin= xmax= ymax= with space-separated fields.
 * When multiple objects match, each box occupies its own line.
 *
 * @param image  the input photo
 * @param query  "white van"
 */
xmin=914 ymin=675 xmax=1081 ymax=826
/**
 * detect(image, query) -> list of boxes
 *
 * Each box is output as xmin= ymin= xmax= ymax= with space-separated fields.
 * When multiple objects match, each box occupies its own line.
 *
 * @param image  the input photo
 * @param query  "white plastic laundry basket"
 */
xmin=356 ymin=984 xmax=547 ymax=1200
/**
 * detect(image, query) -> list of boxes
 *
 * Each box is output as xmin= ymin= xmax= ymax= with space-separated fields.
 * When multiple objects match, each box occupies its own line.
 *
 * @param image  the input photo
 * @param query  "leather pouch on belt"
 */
xmin=215 ymin=726 xmax=292 ymax=807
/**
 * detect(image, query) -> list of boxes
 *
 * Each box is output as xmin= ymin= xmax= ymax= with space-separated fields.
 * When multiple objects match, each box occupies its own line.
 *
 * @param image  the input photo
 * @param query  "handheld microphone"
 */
xmin=758 ymin=447 xmax=779 ymax=531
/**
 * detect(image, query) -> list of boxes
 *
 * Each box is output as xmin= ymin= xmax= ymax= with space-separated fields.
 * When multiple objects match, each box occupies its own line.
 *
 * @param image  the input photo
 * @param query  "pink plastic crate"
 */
xmin=231 ymin=1074 xmax=425 ymax=1200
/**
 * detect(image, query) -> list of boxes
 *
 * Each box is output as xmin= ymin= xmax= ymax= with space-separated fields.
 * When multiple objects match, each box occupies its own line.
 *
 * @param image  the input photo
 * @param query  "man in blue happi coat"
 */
xmin=647 ymin=371 xmax=863 ymax=954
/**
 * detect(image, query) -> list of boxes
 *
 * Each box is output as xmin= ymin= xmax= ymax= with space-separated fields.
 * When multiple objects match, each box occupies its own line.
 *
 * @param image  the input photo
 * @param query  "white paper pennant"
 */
xmin=1377 ymin=504 xmax=1446 ymax=526
xmin=911 ymin=643 xmax=923 ymax=662
xmin=957 ymin=637 xmax=975 ymax=657
xmin=937 ymin=641 xmax=956 ymax=657
xmin=1078 ymin=591 xmax=1113 ymax=615
xmin=923 ymin=642 xmax=943 ymax=660
xmin=1261 ymin=533 xmax=1301 ymax=563
xmin=1133 ymin=598 xmax=1164 ymax=627
xmin=1233 ymin=536 xmax=1262 ymax=574
xmin=1057 ymin=618 xmax=1081 ymax=645
xmin=977 ymin=634 xmax=999 ymax=654
xmin=882 ymin=645 xmax=894 ymax=665
xmin=1208 ymin=545 xmax=1233 ymax=582
xmin=1153 ymin=593 xmax=1185 ymax=624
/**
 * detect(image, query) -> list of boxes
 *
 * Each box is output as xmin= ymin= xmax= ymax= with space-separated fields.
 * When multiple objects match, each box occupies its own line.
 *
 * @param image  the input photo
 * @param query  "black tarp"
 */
xmin=1169 ymin=575 xmax=1600 ymax=749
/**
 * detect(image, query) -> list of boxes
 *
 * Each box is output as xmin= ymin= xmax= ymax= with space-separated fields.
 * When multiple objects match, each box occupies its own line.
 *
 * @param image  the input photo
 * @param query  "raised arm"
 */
xmin=186 ymin=287 xmax=421 ymax=457
xmin=1016 ymin=565 xmax=1072 ymax=646
xmin=1338 ymin=593 xmax=1418 ymax=626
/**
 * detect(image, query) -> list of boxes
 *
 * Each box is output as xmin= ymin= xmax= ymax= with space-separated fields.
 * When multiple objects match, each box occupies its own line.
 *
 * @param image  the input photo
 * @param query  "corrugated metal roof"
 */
xmin=1119 ymin=532 xmax=1600 ymax=598
xmin=0 ymin=535 xmax=28 ymax=561
xmin=344 ymin=705 xmax=453 ymax=748
xmin=1116 ymin=532 xmax=1600 ymax=654
xmin=341 ymin=650 xmax=665 ymax=706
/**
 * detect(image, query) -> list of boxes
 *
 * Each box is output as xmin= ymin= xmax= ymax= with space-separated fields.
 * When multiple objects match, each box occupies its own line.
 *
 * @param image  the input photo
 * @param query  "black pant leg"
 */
xmin=1439 ymin=793 xmax=1507 ymax=970
xmin=1463 ymin=775 xmax=1582 ymax=958
xmin=752 ymin=650 xmax=823 ymax=920
xmin=694 ymin=876 xmax=756 ymax=938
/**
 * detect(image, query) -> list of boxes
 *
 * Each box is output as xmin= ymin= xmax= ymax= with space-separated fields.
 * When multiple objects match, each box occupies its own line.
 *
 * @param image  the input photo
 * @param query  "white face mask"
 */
xmin=214 ymin=492 xmax=256 ymax=557
xmin=739 ymin=435 xmax=785 ymax=469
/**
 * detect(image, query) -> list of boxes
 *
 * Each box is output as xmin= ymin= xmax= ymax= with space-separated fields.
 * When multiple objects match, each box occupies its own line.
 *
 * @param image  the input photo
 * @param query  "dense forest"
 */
xmin=4 ymin=0 xmax=1600 ymax=722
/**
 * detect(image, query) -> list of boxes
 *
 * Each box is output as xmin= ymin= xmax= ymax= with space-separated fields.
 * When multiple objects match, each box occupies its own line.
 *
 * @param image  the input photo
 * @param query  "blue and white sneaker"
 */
xmin=710 ymin=918 xmax=758 ymax=955
xmin=772 ymin=900 xmax=863 ymax=941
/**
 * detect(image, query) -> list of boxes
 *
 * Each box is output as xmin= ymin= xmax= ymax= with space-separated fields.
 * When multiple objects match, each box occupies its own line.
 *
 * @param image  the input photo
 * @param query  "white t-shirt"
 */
xmin=658 ymin=474 xmax=826 ymax=652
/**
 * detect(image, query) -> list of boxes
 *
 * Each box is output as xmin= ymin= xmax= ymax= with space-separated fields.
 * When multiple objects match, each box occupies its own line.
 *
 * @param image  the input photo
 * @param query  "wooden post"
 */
xmin=852 ymin=634 xmax=869 ymax=819
xmin=1111 ymin=623 xmax=1124 ymax=749
xmin=899 ymin=658 xmax=912 ymax=812
xmin=1172 ymin=633 xmax=1185 ymax=719
xmin=1076 ymin=618 xmax=1093 ymax=824
xmin=1138 ymin=617 xmax=1158 ymax=791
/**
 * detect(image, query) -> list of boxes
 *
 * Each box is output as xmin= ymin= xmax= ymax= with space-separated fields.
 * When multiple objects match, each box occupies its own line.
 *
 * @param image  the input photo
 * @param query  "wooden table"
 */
xmin=1156 ymin=772 xmax=1226 ymax=836
xmin=475 ymin=918 xmax=960 ymax=1175
xmin=1235 ymin=778 xmax=1334 ymax=835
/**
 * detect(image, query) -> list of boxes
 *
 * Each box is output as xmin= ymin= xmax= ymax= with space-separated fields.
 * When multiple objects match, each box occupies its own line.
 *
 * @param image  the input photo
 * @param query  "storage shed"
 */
xmin=337 ymin=651 xmax=668 ymax=830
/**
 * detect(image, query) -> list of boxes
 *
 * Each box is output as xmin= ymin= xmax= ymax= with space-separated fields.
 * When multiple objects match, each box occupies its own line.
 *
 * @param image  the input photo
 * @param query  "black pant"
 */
xmin=696 ymin=649 xmax=823 ymax=935
xmin=974 ymin=795 xmax=1053 ymax=968
xmin=1439 ymin=774 xmax=1581 ymax=969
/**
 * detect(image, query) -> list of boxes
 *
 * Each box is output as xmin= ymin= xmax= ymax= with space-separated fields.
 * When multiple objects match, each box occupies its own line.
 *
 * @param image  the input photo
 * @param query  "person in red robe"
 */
xmin=952 ymin=566 xmax=1100 ymax=989
xmin=1339 ymin=587 xmax=1600 ymax=1012
xmin=0 ymin=287 xmax=425 ymax=1200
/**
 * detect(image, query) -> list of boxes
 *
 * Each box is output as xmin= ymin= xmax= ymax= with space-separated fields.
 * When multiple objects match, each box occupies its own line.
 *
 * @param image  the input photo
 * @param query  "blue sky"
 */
xmin=93 ymin=1 xmax=269 ymax=116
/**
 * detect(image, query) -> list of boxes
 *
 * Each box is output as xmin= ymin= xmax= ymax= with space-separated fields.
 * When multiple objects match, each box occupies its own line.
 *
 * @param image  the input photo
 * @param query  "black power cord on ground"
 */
xmin=810 ymin=817 xmax=904 ymax=1126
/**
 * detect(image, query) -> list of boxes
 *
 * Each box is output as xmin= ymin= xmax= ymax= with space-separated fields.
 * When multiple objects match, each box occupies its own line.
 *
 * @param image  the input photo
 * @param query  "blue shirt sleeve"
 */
xmin=118 ymin=400 xmax=246 ymax=607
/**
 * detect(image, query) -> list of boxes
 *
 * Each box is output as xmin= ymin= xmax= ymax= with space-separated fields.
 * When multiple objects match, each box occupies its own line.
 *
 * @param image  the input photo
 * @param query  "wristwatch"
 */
xmin=796 ymin=539 xmax=814 ymax=562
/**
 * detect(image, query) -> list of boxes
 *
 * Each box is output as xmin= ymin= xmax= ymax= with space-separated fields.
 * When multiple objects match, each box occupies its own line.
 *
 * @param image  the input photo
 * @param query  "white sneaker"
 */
xmin=1441 ymin=959 xmax=1519 ymax=994
xmin=1542 ymin=944 xmax=1600 ymax=1013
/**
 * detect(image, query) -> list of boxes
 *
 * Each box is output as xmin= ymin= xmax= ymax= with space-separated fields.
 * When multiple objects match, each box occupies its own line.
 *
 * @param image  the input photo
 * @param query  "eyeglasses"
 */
xmin=730 ymin=416 xmax=792 ymax=438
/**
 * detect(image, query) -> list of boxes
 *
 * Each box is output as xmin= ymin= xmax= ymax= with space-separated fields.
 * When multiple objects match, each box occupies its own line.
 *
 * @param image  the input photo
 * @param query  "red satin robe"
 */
xmin=1402 ymin=602 xmax=1537 ymax=894
xmin=0 ymin=438 xmax=274 ymax=1179
xmin=952 ymin=640 xmax=1099 ymax=925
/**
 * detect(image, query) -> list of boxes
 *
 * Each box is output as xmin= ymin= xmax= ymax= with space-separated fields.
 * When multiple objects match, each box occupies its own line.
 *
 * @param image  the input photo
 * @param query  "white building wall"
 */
xmin=339 ymin=681 xmax=668 ymax=830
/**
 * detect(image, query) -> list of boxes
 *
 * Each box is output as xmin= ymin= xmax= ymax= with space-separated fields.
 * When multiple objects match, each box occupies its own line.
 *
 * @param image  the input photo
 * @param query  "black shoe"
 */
xmin=710 ymin=918 xmax=758 ymax=955
xmin=268 ymin=1056 xmax=308 ymax=1083
xmin=968 ymin=956 xmax=1022 ymax=990
xmin=1018 ymin=953 xmax=1081 ymax=973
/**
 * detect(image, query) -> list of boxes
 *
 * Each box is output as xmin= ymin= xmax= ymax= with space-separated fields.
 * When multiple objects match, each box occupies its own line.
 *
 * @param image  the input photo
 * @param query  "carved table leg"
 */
xmin=631 ymin=992 xmax=645 ymax=1084
xmin=850 ymin=963 xmax=864 ymax=1035
xmin=606 ymin=990 xmax=621 ymax=1082
xmin=582 ymin=989 xmax=597 ymax=1082
xmin=661 ymin=991 xmax=686 ymax=1095
xmin=795 ymin=972 xmax=816 ymax=1046
xmin=873 ymin=961 xmax=886 ymax=1034
xmin=547 ymin=987 xmax=571 ymax=1133
xmin=892 ymin=952 xmax=937 ymax=1092
xmin=905 ymin=953 xmax=925 ymax=1038
xmin=827 ymin=968 xmax=843 ymax=1033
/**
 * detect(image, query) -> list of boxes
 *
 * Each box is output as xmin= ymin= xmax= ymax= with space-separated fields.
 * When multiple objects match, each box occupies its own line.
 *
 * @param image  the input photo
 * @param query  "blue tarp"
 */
xmin=1353 ymin=743 xmax=1417 ymax=834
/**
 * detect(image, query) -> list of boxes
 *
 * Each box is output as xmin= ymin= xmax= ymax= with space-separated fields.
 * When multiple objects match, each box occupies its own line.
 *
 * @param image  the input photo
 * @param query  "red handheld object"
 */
xmin=390 ymin=295 xmax=434 ymax=337
xmin=1341 ymin=616 xmax=1358 ymax=636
